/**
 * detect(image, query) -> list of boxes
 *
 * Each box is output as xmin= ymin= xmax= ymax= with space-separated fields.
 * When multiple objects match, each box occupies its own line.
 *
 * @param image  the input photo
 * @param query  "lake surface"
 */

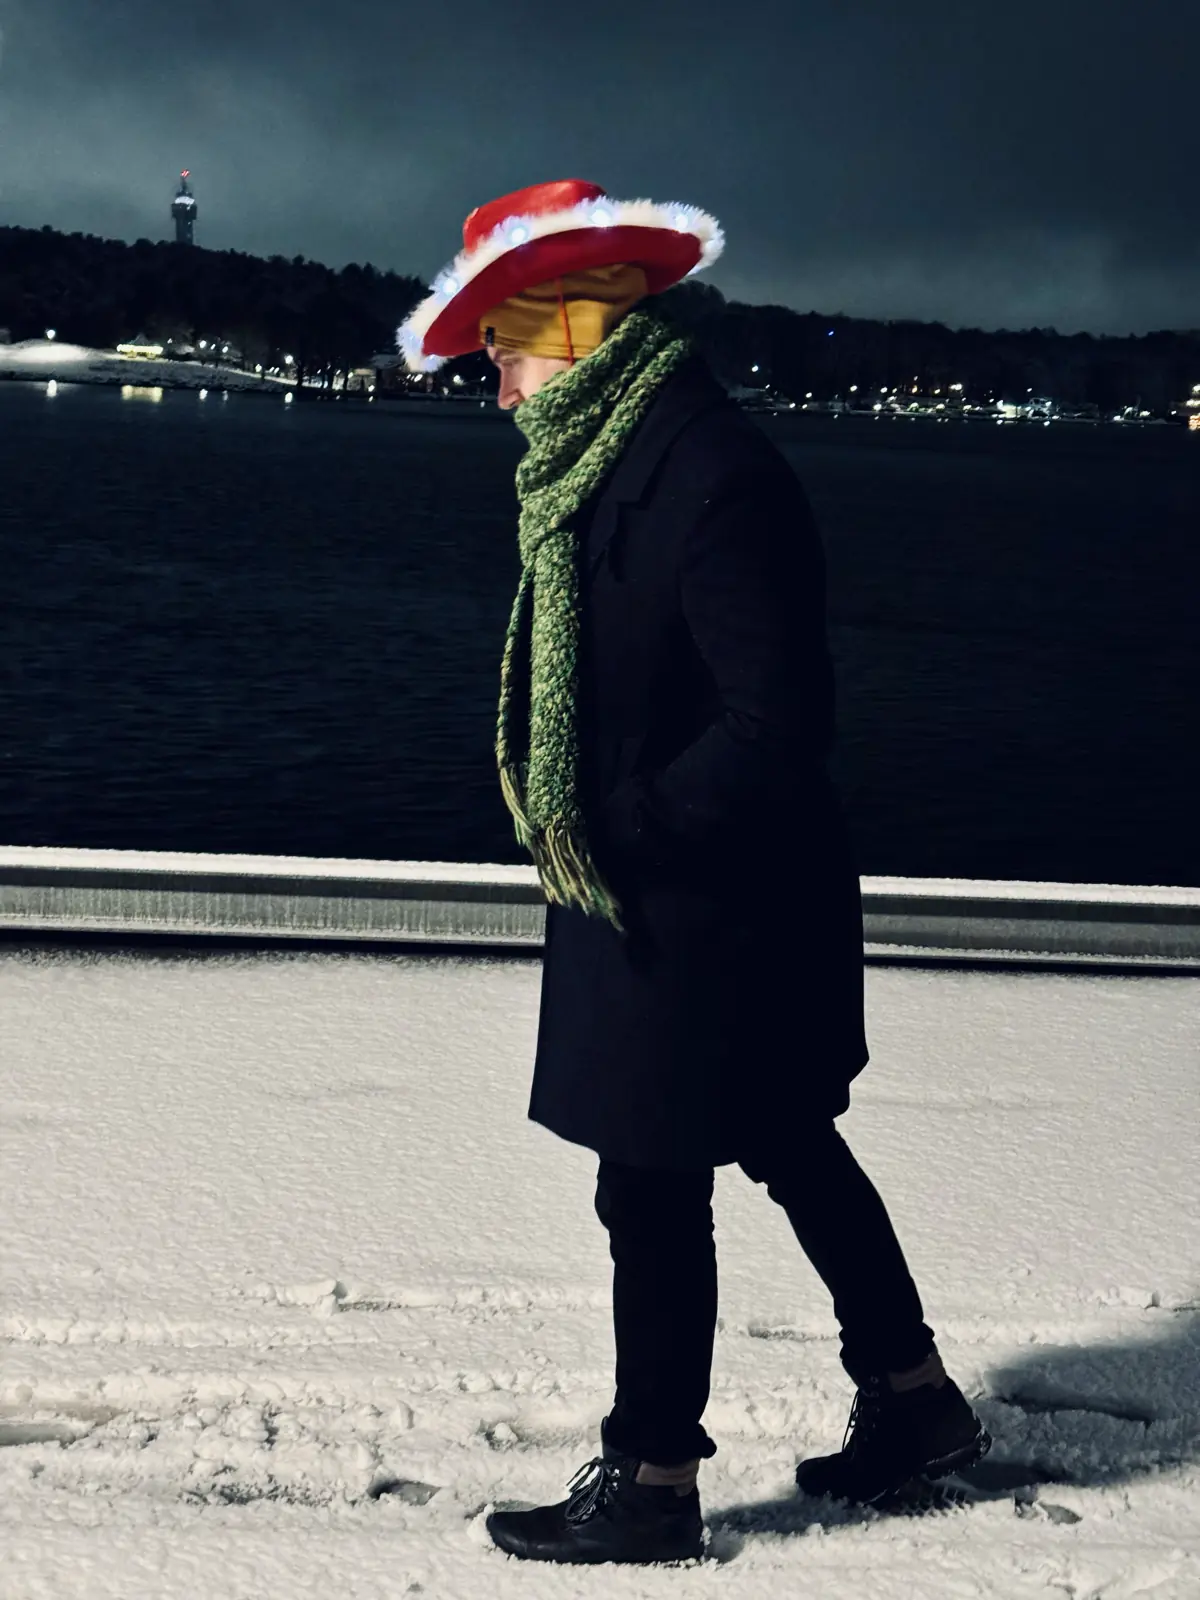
xmin=2 ymin=379 xmax=1197 ymax=887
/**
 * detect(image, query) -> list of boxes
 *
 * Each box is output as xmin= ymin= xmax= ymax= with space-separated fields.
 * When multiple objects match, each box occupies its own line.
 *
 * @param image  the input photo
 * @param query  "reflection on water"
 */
xmin=120 ymin=385 xmax=164 ymax=403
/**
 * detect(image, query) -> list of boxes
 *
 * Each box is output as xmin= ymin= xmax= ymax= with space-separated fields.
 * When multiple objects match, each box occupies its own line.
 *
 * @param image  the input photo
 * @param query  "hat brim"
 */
xmin=420 ymin=226 xmax=702 ymax=361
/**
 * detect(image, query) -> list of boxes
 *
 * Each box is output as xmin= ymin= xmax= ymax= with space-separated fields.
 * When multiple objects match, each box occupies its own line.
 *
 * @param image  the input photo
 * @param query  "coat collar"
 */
xmin=584 ymin=356 xmax=729 ymax=578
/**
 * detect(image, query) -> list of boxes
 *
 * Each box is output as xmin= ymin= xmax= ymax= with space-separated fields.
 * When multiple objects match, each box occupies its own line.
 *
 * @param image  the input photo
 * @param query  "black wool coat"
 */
xmin=527 ymin=355 xmax=870 ymax=1171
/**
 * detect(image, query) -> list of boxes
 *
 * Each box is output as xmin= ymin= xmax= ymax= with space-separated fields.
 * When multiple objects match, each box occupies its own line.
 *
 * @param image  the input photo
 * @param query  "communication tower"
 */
xmin=172 ymin=171 xmax=197 ymax=246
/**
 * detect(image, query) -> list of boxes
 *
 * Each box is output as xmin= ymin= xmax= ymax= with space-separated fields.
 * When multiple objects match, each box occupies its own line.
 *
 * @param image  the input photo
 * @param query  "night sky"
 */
xmin=1 ymin=0 xmax=1195 ymax=335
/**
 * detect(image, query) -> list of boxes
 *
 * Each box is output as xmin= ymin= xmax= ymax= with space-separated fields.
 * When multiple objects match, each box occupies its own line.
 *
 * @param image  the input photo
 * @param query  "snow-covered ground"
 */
xmin=0 ymin=340 xmax=289 ymax=390
xmin=1 ymin=942 xmax=1197 ymax=1598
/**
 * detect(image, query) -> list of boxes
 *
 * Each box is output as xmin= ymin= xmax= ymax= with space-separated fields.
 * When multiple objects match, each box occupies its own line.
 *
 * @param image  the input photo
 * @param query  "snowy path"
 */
xmin=2 ymin=944 xmax=1197 ymax=1598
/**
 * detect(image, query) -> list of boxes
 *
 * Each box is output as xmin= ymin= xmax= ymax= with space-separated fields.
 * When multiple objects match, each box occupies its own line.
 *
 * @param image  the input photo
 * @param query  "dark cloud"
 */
xmin=1 ymin=0 xmax=1195 ymax=333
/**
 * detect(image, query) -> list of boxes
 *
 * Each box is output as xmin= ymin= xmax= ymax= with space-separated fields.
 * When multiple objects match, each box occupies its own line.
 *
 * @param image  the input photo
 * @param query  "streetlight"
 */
xmin=45 ymin=328 xmax=56 ymax=341
xmin=751 ymin=364 xmax=759 ymax=373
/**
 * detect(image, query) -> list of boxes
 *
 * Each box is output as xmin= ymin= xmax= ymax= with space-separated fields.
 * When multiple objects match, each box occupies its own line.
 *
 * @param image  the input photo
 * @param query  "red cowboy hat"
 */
xmin=397 ymin=178 xmax=724 ymax=372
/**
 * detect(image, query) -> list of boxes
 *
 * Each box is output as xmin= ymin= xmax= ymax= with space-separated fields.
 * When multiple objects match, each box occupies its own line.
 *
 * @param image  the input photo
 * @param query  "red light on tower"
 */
xmin=181 ymin=170 xmax=190 ymax=179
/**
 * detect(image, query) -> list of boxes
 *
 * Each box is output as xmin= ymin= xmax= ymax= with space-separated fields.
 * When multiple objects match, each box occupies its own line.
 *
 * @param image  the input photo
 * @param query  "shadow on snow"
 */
xmin=707 ymin=1304 xmax=1200 ymax=1559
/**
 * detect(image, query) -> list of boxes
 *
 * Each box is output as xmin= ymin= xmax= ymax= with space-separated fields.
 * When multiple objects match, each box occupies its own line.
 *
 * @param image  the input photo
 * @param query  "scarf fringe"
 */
xmin=500 ymin=762 xmax=626 ymax=933
xmin=498 ymin=760 xmax=536 ymax=851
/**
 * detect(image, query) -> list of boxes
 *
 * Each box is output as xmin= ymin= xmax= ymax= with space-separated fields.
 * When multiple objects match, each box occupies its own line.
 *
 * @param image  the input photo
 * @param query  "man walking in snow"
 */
xmin=398 ymin=178 xmax=991 ymax=1566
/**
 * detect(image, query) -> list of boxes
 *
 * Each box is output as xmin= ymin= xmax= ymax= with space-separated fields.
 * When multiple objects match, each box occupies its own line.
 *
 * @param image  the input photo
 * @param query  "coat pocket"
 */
xmin=612 ymin=732 xmax=647 ymax=789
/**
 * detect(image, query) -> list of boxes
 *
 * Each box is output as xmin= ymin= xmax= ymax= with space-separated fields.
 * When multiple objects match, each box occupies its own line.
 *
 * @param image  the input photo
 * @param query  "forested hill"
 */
xmin=0 ymin=225 xmax=426 ymax=381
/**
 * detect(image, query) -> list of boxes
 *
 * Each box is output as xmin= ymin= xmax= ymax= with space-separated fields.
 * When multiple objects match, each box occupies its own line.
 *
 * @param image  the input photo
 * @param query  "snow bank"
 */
xmin=0 ymin=341 xmax=289 ymax=391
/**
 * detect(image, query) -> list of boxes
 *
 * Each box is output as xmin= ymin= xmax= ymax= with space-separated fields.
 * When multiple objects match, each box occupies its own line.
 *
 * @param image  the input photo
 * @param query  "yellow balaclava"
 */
xmin=480 ymin=262 xmax=649 ymax=363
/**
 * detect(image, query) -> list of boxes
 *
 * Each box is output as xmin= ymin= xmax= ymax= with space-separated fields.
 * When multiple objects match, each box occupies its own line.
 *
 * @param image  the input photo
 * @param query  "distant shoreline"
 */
xmin=0 ymin=366 xmax=287 ymax=395
xmin=3 ymin=371 xmax=1188 ymax=428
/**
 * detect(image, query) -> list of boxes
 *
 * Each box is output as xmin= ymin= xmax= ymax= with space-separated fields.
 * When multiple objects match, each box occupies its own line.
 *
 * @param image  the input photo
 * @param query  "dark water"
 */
xmin=2 ymin=380 xmax=1197 ymax=886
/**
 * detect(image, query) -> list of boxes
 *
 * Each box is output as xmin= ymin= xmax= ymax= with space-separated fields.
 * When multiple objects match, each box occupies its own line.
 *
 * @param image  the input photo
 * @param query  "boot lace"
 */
xmin=563 ymin=1456 xmax=622 ymax=1525
xmin=842 ymin=1378 xmax=884 ymax=1458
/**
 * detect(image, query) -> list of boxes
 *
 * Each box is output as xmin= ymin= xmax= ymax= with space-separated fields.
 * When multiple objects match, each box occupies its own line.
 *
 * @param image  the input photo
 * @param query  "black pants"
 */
xmin=595 ymin=1121 xmax=936 ymax=1466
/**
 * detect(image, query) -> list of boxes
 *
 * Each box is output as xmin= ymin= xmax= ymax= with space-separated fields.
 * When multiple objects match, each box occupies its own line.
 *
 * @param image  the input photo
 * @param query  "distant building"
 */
xmin=372 ymin=353 xmax=430 ymax=395
xmin=116 ymin=334 xmax=164 ymax=359
xmin=172 ymin=171 xmax=197 ymax=246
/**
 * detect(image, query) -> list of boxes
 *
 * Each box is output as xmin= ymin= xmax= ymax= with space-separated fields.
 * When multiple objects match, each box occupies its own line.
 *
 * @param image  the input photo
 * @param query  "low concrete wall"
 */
xmin=1 ymin=847 xmax=1197 ymax=970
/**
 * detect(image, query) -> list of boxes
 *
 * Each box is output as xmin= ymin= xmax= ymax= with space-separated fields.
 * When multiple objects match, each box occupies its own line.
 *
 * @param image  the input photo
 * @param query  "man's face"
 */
xmin=487 ymin=347 xmax=572 ymax=410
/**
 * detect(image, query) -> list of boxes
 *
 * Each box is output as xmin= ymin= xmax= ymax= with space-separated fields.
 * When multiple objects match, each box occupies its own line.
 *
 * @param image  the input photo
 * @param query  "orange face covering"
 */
xmin=480 ymin=263 xmax=649 ymax=362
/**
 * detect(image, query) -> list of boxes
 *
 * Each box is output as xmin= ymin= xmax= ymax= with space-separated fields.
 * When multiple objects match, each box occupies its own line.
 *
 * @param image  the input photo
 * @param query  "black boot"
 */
xmin=486 ymin=1436 xmax=704 ymax=1565
xmin=796 ymin=1365 xmax=991 ymax=1505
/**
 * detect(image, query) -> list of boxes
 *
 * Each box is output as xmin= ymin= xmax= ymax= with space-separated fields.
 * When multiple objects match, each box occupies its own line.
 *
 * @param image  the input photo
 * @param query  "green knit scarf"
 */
xmin=496 ymin=300 xmax=695 ymax=932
